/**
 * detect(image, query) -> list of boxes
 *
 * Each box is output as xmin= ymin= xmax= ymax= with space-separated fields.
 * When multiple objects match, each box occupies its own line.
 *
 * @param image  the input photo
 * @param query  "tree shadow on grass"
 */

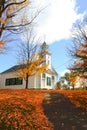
xmin=43 ymin=93 xmax=87 ymax=130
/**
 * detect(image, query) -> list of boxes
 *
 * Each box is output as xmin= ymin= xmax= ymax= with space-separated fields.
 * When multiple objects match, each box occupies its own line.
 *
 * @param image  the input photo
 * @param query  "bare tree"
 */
xmin=0 ymin=0 xmax=30 ymax=37
xmin=17 ymin=27 xmax=48 ymax=89
xmin=0 ymin=0 xmax=29 ymax=54
xmin=0 ymin=0 xmax=45 ymax=54
xmin=0 ymin=0 xmax=46 ymax=36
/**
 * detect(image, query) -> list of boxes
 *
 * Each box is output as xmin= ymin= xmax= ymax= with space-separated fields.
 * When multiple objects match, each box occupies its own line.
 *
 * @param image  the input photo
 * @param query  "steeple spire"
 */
xmin=41 ymin=41 xmax=49 ymax=53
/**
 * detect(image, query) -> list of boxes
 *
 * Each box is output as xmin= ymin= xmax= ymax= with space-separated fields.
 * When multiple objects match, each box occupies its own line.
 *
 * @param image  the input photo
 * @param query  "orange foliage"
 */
xmin=0 ymin=40 xmax=5 ymax=53
xmin=82 ymin=43 xmax=87 ymax=47
xmin=0 ymin=40 xmax=5 ymax=47
xmin=0 ymin=0 xmax=29 ymax=25
xmin=0 ymin=0 xmax=29 ymax=50
xmin=70 ymin=74 xmax=78 ymax=87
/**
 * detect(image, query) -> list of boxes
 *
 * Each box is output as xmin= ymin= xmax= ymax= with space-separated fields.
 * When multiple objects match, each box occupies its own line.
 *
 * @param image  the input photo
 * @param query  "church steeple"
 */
xmin=41 ymin=41 xmax=51 ymax=55
xmin=41 ymin=41 xmax=51 ymax=69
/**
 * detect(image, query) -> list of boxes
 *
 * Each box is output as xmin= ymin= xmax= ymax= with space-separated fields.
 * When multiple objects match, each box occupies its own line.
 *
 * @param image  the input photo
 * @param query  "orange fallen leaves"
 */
xmin=0 ymin=89 xmax=53 ymax=130
xmin=0 ymin=89 xmax=87 ymax=130
xmin=58 ymin=90 xmax=87 ymax=111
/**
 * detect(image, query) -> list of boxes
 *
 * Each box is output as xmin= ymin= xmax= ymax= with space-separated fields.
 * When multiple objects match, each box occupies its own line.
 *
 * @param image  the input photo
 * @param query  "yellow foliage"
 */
xmin=0 ymin=0 xmax=29 ymax=27
xmin=8 ymin=0 xmax=29 ymax=14
xmin=17 ymin=56 xmax=48 ymax=79
xmin=0 ymin=18 xmax=5 ymax=24
xmin=69 ymin=73 xmax=78 ymax=87
xmin=0 ymin=17 xmax=9 ymax=25
xmin=0 ymin=40 xmax=5 ymax=47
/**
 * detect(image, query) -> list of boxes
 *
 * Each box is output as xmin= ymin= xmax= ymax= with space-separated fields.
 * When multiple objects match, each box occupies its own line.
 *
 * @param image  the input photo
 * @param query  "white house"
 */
xmin=0 ymin=42 xmax=58 ymax=89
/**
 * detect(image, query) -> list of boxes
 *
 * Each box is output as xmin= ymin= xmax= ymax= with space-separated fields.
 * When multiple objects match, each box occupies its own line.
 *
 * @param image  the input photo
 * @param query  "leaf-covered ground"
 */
xmin=58 ymin=90 xmax=87 ymax=111
xmin=0 ymin=89 xmax=53 ymax=130
xmin=0 ymin=89 xmax=87 ymax=130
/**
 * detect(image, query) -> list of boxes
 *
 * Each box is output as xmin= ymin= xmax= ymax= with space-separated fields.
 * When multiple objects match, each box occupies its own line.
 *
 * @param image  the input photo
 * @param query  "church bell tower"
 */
xmin=41 ymin=42 xmax=51 ymax=69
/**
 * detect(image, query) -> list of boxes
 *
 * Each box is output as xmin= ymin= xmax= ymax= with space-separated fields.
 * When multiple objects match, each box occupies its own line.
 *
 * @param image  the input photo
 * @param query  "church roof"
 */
xmin=47 ymin=66 xmax=58 ymax=75
xmin=1 ymin=64 xmax=58 ymax=76
xmin=1 ymin=65 xmax=26 ymax=74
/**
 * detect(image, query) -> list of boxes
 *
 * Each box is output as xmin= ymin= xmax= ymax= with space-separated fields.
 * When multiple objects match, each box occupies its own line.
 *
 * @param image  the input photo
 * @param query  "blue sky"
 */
xmin=0 ymin=0 xmax=87 ymax=78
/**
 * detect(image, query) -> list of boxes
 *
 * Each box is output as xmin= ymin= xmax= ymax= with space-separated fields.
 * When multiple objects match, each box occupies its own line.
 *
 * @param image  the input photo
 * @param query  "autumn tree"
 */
xmin=68 ymin=71 xmax=78 ymax=90
xmin=56 ymin=81 xmax=61 ymax=90
xmin=17 ymin=28 xmax=48 ymax=89
xmin=68 ymin=20 xmax=87 ymax=81
xmin=59 ymin=73 xmax=70 ymax=90
xmin=0 ymin=0 xmax=29 ymax=53
xmin=0 ymin=0 xmax=45 ymax=53
xmin=0 ymin=0 xmax=29 ymax=37
xmin=60 ymin=71 xmax=78 ymax=90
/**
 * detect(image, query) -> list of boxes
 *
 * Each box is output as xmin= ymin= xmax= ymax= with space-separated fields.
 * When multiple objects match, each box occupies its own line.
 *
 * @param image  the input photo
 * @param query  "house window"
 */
xmin=5 ymin=78 xmax=23 ymax=86
xmin=47 ymin=77 xmax=51 ymax=86
xmin=52 ymin=76 xmax=55 ymax=80
xmin=42 ymin=73 xmax=45 ymax=78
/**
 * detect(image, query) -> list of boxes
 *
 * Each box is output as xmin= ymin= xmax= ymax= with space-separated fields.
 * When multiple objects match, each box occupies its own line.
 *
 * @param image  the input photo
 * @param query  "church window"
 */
xmin=5 ymin=78 xmax=23 ymax=86
xmin=11 ymin=78 xmax=16 ymax=85
xmin=42 ymin=73 xmax=45 ymax=78
xmin=52 ymin=76 xmax=55 ymax=80
xmin=47 ymin=77 xmax=51 ymax=86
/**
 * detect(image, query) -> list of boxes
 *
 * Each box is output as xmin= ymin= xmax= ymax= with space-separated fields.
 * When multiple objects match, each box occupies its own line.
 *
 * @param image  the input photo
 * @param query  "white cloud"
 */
xmin=60 ymin=69 xmax=70 ymax=77
xmin=28 ymin=0 xmax=85 ymax=44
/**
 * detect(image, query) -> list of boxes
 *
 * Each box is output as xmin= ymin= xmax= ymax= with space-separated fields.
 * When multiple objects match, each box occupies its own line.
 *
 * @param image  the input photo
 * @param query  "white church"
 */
xmin=0 ymin=42 xmax=58 ymax=89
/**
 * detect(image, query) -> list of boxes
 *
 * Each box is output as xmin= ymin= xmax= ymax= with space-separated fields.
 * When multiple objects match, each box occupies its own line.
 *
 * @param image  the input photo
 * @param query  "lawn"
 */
xmin=0 ymin=89 xmax=87 ymax=130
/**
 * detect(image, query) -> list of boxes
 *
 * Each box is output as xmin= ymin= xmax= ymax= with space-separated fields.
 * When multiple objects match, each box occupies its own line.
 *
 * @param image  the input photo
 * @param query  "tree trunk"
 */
xmin=72 ymin=85 xmax=74 ymax=90
xmin=0 ymin=0 xmax=5 ymax=37
xmin=25 ymin=73 xmax=29 ymax=89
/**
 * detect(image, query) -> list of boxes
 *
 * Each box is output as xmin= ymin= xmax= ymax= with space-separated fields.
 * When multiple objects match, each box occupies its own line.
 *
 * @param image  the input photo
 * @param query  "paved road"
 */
xmin=43 ymin=93 xmax=87 ymax=130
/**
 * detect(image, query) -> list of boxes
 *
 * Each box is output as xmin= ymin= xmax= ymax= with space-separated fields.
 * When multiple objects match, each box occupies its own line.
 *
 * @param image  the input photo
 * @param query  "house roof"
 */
xmin=1 ymin=64 xmax=58 ymax=76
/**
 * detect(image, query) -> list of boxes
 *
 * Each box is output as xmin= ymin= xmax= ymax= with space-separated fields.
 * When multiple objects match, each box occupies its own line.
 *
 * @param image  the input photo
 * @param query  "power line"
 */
xmin=54 ymin=58 xmax=73 ymax=69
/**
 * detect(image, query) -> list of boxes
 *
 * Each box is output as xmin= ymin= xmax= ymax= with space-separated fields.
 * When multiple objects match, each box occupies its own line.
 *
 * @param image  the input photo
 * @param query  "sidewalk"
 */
xmin=43 ymin=93 xmax=87 ymax=130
